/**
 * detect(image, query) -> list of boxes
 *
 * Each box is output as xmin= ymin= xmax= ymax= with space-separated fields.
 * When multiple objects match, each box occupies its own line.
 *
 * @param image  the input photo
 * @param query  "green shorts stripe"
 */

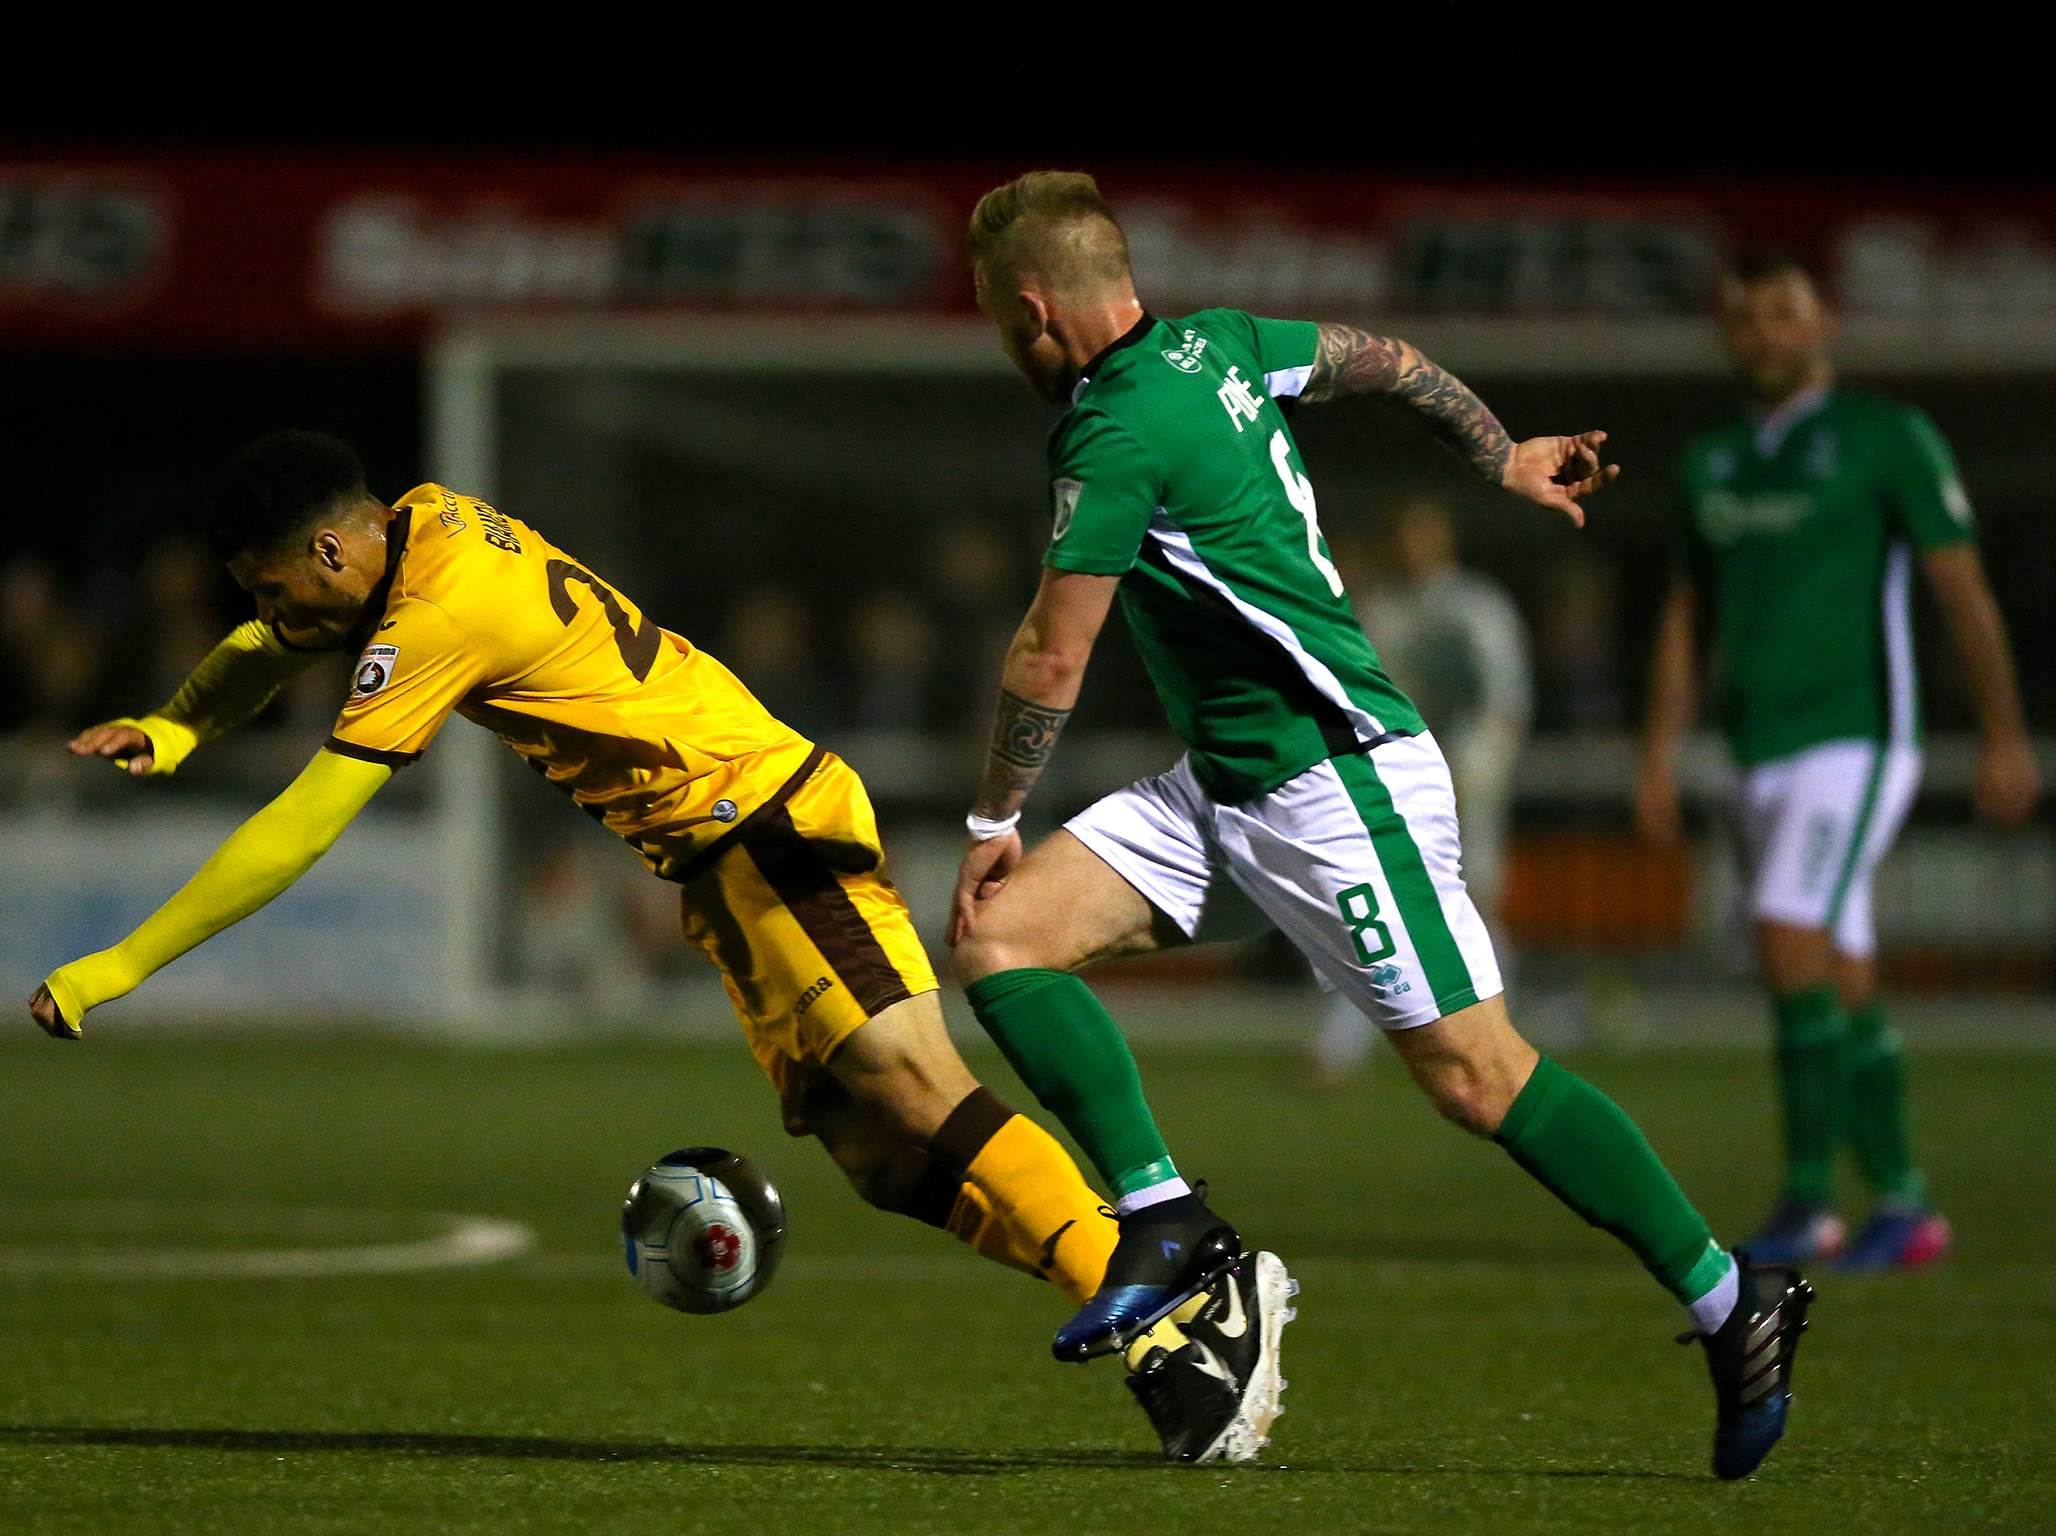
xmin=1331 ymin=749 xmax=1480 ymax=1016
xmin=1823 ymin=744 xmax=1888 ymax=932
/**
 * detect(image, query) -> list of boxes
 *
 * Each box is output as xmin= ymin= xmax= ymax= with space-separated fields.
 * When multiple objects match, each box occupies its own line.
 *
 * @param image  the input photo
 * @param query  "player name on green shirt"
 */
xmin=1044 ymin=310 xmax=1423 ymax=803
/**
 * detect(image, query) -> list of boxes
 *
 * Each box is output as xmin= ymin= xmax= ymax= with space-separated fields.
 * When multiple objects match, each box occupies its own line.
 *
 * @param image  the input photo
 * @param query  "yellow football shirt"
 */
xmin=328 ymin=484 xmax=816 ymax=876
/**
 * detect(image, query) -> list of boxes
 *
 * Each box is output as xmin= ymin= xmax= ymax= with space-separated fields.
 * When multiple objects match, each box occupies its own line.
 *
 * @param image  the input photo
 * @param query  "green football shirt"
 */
xmin=1675 ymin=387 xmax=1975 ymax=767
xmin=1044 ymin=309 xmax=1423 ymax=803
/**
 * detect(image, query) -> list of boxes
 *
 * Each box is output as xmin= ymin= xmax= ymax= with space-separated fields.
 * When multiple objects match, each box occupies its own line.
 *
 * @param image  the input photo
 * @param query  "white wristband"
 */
xmin=965 ymin=810 xmax=1022 ymax=841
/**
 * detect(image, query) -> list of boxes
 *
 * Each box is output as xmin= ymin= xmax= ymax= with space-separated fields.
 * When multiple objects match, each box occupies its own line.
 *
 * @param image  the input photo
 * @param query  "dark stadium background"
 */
xmin=2 ymin=100 xmax=2053 ymax=1536
xmin=4 ymin=111 xmax=2051 ymax=1012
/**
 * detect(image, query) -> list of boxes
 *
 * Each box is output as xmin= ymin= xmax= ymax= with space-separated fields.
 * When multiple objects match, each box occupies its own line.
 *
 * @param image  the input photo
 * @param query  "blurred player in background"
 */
xmin=1638 ymin=254 xmax=2040 ymax=1272
xmin=24 ymin=432 xmax=1269 ymax=1464
xmin=1309 ymin=496 xmax=1531 ymax=1085
xmin=948 ymin=171 xmax=1811 ymax=1480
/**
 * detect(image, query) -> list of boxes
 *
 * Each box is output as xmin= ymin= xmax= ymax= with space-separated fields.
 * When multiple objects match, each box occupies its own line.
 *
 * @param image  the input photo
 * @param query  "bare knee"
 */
xmin=1387 ymin=997 xmax=1541 ymax=1139
xmin=948 ymin=828 xmax=1166 ymax=986
xmin=1830 ymin=951 xmax=1876 ymax=1012
xmin=1419 ymin=1070 xmax=1507 ymax=1137
xmin=1756 ymin=921 xmax=1836 ymax=993
xmin=949 ymin=930 xmax=1047 ymax=987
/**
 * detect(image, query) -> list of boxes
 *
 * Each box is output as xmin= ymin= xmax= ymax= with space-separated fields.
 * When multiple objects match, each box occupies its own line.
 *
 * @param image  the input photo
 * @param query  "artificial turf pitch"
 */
xmin=0 ymin=1026 xmax=2050 ymax=1533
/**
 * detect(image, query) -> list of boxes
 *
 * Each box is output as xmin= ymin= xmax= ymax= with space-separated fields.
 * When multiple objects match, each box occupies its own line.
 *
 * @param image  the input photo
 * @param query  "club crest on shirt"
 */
xmin=1161 ymin=330 xmax=1208 ymax=373
xmin=352 ymin=643 xmax=399 ymax=696
xmin=1051 ymin=478 xmax=1083 ymax=541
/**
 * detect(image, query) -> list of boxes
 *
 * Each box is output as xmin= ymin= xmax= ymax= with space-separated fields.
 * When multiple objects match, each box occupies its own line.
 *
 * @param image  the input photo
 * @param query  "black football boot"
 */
xmin=1181 ymin=1250 xmax=1298 ymax=1460
xmin=1053 ymin=1189 xmax=1240 ymax=1362
xmin=1682 ymin=1253 xmax=1815 ymax=1480
xmin=1125 ymin=1337 xmax=1241 ymax=1463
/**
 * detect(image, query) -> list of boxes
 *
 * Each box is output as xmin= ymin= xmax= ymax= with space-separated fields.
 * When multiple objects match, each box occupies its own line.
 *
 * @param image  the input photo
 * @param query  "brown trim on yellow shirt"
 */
xmin=662 ymin=743 xmax=827 ymax=887
xmin=345 ymin=505 xmax=415 ymax=652
xmin=322 ymin=736 xmax=422 ymax=769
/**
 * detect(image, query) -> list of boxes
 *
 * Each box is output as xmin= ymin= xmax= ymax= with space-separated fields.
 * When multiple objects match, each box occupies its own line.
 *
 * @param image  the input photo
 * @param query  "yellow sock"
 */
xmin=939 ymin=1182 xmax=1039 ymax=1279
xmin=962 ymin=1116 xmax=1118 ymax=1304
xmin=929 ymin=1089 xmax=1117 ymax=1305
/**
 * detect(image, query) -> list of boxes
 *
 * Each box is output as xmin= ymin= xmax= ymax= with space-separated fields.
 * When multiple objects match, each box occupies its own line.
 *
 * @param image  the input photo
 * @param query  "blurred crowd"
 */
xmin=711 ymin=517 xmax=1027 ymax=741
xmin=0 ymin=505 xmax=1635 ymax=760
xmin=0 ymin=541 xmax=348 ymax=753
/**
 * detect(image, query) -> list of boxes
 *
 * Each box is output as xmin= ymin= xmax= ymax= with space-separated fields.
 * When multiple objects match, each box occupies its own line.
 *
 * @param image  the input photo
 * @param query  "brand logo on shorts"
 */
xmin=711 ymin=799 xmax=738 ymax=823
xmin=352 ymin=643 xmax=399 ymax=696
xmin=1365 ymin=962 xmax=1411 ymax=999
xmin=794 ymin=975 xmax=836 ymax=1016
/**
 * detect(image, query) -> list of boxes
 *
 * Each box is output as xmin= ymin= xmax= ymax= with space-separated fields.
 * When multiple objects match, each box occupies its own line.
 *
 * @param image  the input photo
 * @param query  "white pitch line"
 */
xmin=0 ymin=1215 xmax=535 ymax=1279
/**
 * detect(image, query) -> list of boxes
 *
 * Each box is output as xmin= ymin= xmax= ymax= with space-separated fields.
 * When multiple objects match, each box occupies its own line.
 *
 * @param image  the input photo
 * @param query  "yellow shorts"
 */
xmin=669 ymin=747 xmax=938 ymax=1133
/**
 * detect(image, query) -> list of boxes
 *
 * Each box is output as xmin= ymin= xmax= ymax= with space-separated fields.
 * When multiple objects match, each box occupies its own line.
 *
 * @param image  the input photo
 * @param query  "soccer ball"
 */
xmin=622 ymin=1147 xmax=786 ymax=1314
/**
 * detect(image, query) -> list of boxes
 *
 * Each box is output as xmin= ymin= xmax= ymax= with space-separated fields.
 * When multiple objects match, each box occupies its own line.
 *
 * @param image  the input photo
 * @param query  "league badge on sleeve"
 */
xmin=353 ymin=643 xmax=400 ymax=696
xmin=1052 ymin=478 xmax=1082 ymax=541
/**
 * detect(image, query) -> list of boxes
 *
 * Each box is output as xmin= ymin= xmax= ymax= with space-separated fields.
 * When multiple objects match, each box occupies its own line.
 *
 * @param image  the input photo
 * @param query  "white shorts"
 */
xmin=1735 ymin=738 xmax=1921 ymax=959
xmin=1065 ymin=733 xmax=1502 ymax=1030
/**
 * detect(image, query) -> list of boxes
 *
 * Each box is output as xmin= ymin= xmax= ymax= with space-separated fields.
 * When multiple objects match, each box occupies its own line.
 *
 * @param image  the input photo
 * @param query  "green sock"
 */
xmin=1847 ymin=997 xmax=1924 ymax=1207
xmin=964 ymin=969 xmax=1177 ymax=1200
xmin=1495 ymin=1057 xmax=1729 ymax=1306
xmin=1773 ymin=987 xmax=1849 ymax=1208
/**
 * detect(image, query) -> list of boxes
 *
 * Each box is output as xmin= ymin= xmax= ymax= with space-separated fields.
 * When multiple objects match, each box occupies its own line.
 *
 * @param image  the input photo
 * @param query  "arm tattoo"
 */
xmin=1304 ymin=322 xmax=1514 ymax=485
xmin=974 ymin=687 xmax=1072 ymax=818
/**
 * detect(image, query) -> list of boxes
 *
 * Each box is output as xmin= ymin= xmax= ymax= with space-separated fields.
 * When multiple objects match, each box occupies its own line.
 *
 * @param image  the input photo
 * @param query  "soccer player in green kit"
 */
xmin=1639 ymin=252 xmax=2040 ymax=1271
xmin=946 ymin=171 xmax=1811 ymax=1480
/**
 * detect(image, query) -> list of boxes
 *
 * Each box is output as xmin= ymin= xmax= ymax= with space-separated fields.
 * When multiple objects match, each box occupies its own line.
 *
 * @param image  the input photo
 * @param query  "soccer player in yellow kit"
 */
xmin=25 ymin=431 xmax=1262 ymax=1461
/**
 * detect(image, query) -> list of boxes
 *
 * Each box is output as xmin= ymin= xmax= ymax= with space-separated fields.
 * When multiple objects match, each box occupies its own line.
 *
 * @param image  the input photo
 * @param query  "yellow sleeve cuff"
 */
xmin=114 ymin=715 xmax=203 ymax=776
xmin=42 ymin=950 xmax=144 ymax=1037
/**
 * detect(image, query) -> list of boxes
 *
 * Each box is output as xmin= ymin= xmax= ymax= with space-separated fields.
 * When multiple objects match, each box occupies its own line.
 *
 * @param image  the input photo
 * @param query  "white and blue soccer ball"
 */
xmin=622 ymin=1147 xmax=785 ymax=1315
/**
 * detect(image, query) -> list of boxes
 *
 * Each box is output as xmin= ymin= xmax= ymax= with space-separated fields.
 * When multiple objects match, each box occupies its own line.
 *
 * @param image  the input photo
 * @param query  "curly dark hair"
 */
xmin=207 ymin=430 xmax=369 ymax=560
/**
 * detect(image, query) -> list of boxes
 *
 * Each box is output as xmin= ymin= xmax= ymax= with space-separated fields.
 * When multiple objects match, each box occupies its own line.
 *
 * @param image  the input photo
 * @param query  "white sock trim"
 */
xmin=1687 ymin=1255 xmax=1740 ymax=1336
xmin=1115 ymin=1177 xmax=1192 ymax=1216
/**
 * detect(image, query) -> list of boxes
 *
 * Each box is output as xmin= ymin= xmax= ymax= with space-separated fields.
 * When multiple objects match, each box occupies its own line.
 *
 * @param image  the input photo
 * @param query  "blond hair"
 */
xmin=967 ymin=170 xmax=1131 ymax=292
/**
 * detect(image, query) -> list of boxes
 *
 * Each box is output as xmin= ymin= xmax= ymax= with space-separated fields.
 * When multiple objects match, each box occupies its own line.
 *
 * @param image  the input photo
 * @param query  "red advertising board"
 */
xmin=5 ymin=147 xmax=2055 ymax=355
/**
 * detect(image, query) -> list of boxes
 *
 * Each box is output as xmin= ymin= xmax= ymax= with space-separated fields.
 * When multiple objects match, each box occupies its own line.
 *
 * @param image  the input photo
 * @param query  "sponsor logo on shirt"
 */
xmin=1051 ymin=478 xmax=1083 ymax=541
xmin=1698 ymin=490 xmax=1812 ymax=544
xmin=1216 ymin=365 xmax=1264 ymax=432
xmin=353 ymin=643 xmax=399 ymax=696
xmin=1161 ymin=330 xmax=1208 ymax=373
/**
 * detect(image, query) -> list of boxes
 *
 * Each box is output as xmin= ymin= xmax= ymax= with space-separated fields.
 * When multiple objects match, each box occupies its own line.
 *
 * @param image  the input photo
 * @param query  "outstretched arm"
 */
xmin=1923 ymin=544 xmax=2040 ymax=824
xmin=1303 ymin=323 xmax=1619 ymax=524
xmin=948 ymin=569 xmax=1121 ymax=944
xmin=69 ymin=619 xmax=326 ymax=776
xmin=29 ymin=749 xmax=391 ymax=1037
